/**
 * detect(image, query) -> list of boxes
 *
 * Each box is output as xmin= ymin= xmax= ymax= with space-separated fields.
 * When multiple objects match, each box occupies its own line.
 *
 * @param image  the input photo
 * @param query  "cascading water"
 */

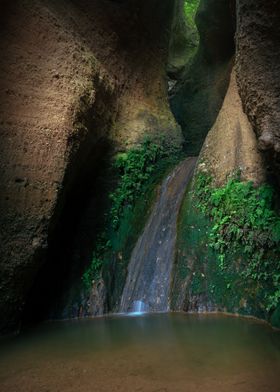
xmin=119 ymin=157 xmax=197 ymax=314
xmin=129 ymin=300 xmax=148 ymax=315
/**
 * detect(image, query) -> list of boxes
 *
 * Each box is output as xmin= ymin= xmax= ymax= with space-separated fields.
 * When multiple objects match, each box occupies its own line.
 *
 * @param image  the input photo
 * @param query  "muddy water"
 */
xmin=0 ymin=313 xmax=280 ymax=392
xmin=120 ymin=157 xmax=197 ymax=313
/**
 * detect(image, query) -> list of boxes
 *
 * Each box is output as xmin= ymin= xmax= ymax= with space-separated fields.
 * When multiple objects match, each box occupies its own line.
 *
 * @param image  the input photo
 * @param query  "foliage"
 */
xmin=81 ymin=240 xmax=109 ymax=291
xmin=82 ymin=138 xmax=182 ymax=293
xmin=109 ymin=139 xmax=166 ymax=229
xmin=175 ymin=189 xmax=251 ymax=314
xmin=194 ymin=172 xmax=280 ymax=312
xmin=184 ymin=0 xmax=200 ymax=30
xmin=82 ymin=255 xmax=102 ymax=291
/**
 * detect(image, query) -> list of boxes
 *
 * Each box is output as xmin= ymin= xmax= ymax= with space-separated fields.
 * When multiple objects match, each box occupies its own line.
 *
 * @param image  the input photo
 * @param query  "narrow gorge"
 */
xmin=0 ymin=1 xmax=280 ymax=391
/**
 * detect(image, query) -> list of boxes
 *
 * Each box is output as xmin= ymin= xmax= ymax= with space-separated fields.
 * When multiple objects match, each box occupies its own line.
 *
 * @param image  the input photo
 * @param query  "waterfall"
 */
xmin=119 ymin=157 xmax=197 ymax=314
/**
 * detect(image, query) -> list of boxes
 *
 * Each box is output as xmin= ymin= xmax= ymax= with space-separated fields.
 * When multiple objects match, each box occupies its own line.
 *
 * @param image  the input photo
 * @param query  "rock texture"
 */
xmin=119 ymin=157 xmax=197 ymax=313
xmin=236 ymin=0 xmax=280 ymax=173
xmin=1 ymin=0 xmax=280 ymax=334
xmin=170 ymin=0 xmax=236 ymax=155
xmin=172 ymin=69 xmax=266 ymax=313
xmin=0 ymin=0 xmax=116 ymax=334
xmin=0 ymin=0 xmax=181 ymax=333
xmin=199 ymin=70 xmax=265 ymax=186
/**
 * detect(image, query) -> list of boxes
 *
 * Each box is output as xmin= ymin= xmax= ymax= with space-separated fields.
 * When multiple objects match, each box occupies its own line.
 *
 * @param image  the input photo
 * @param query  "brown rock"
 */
xmin=236 ymin=0 xmax=280 ymax=170
xmin=0 ymin=0 xmax=181 ymax=333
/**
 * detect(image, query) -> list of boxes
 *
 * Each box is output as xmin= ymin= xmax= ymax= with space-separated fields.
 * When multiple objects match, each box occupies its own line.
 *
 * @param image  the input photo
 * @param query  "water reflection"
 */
xmin=0 ymin=313 xmax=280 ymax=392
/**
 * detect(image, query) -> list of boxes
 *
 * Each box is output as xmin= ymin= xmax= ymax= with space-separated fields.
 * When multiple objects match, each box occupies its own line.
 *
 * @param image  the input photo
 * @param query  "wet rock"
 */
xmin=88 ymin=279 xmax=107 ymax=316
xmin=120 ymin=158 xmax=197 ymax=313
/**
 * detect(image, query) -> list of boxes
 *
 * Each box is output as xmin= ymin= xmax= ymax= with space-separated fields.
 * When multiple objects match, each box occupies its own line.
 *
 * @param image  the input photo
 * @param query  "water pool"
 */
xmin=0 ymin=313 xmax=280 ymax=392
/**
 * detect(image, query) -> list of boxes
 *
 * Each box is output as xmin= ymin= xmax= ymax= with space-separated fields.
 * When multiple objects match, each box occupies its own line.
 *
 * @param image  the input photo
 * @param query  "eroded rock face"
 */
xmin=0 ymin=0 xmax=117 ymax=333
xmin=170 ymin=0 xmax=236 ymax=155
xmin=199 ymin=70 xmax=265 ymax=186
xmin=236 ymin=0 xmax=280 ymax=171
xmin=0 ymin=0 xmax=181 ymax=333
xmin=172 ymin=69 xmax=266 ymax=313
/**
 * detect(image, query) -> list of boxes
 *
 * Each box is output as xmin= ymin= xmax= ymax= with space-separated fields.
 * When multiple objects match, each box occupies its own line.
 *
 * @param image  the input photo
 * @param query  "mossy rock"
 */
xmin=172 ymin=170 xmax=280 ymax=325
xmin=271 ymin=305 xmax=280 ymax=329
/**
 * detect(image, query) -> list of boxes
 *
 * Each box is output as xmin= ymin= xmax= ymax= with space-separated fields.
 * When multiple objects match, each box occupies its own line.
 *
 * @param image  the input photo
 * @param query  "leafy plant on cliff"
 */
xmin=109 ymin=138 xmax=175 ymax=229
xmin=82 ymin=254 xmax=103 ymax=291
xmin=195 ymin=172 xmax=280 ymax=312
xmin=184 ymin=0 xmax=199 ymax=29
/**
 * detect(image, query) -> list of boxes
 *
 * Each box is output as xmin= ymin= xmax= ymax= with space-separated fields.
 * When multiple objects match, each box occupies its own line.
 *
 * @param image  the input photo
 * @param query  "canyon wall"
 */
xmin=1 ymin=0 xmax=280 ymax=333
xmin=0 ymin=0 xmax=181 ymax=333
xmin=170 ymin=0 xmax=236 ymax=155
xmin=236 ymin=0 xmax=280 ymax=178
xmin=172 ymin=0 xmax=280 ymax=327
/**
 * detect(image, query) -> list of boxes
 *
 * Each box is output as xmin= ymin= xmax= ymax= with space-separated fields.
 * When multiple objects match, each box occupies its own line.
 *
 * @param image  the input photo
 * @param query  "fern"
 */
xmin=195 ymin=172 xmax=280 ymax=312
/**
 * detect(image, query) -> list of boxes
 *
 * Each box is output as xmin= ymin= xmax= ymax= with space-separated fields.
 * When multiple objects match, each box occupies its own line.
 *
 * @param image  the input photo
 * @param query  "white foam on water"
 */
xmin=128 ymin=300 xmax=148 ymax=316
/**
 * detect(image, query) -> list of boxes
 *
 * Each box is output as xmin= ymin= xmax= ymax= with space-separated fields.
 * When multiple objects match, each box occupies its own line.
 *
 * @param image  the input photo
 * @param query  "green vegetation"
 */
xmin=82 ymin=138 xmax=182 ymax=302
xmin=174 ymin=170 xmax=280 ymax=325
xmin=82 ymin=240 xmax=107 ymax=291
xmin=195 ymin=173 xmax=280 ymax=312
xmin=184 ymin=0 xmax=200 ymax=30
xmin=110 ymin=140 xmax=166 ymax=229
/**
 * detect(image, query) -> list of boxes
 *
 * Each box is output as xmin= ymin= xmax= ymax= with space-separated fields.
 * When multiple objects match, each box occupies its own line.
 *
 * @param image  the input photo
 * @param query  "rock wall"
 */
xmin=199 ymin=70 xmax=265 ymax=186
xmin=0 ymin=0 xmax=181 ymax=333
xmin=2 ymin=0 xmax=280 ymax=333
xmin=235 ymin=0 xmax=280 ymax=176
xmin=170 ymin=0 xmax=236 ymax=155
xmin=172 ymin=70 xmax=280 ymax=324
xmin=172 ymin=0 xmax=280 ymax=327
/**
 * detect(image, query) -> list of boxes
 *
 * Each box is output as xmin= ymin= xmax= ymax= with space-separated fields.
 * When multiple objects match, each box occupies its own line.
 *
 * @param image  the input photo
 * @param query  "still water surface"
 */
xmin=0 ymin=313 xmax=280 ymax=392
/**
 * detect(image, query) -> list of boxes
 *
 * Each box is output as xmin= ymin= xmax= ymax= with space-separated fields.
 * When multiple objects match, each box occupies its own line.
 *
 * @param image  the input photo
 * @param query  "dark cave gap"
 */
xmin=169 ymin=0 xmax=236 ymax=155
xmin=22 ymin=138 xmax=116 ymax=325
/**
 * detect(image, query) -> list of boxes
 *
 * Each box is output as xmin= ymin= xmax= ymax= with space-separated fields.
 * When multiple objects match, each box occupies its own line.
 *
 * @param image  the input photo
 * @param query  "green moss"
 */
xmin=195 ymin=173 xmax=280 ymax=311
xmin=173 ymin=188 xmax=249 ymax=313
xmin=109 ymin=139 xmax=168 ymax=229
xmin=82 ymin=138 xmax=183 ymax=308
xmin=81 ymin=240 xmax=108 ymax=291
xmin=184 ymin=0 xmax=200 ymax=31
xmin=174 ymin=171 xmax=280 ymax=322
xmin=271 ymin=305 xmax=280 ymax=329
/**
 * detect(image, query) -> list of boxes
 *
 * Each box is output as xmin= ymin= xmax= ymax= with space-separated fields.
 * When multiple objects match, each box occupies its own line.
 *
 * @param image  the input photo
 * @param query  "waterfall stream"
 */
xmin=119 ymin=157 xmax=197 ymax=313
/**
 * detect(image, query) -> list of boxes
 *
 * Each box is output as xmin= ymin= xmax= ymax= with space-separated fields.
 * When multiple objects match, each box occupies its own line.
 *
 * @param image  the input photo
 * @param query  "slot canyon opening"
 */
xmin=169 ymin=0 xmax=236 ymax=155
xmin=22 ymin=0 xmax=236 ymax=326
